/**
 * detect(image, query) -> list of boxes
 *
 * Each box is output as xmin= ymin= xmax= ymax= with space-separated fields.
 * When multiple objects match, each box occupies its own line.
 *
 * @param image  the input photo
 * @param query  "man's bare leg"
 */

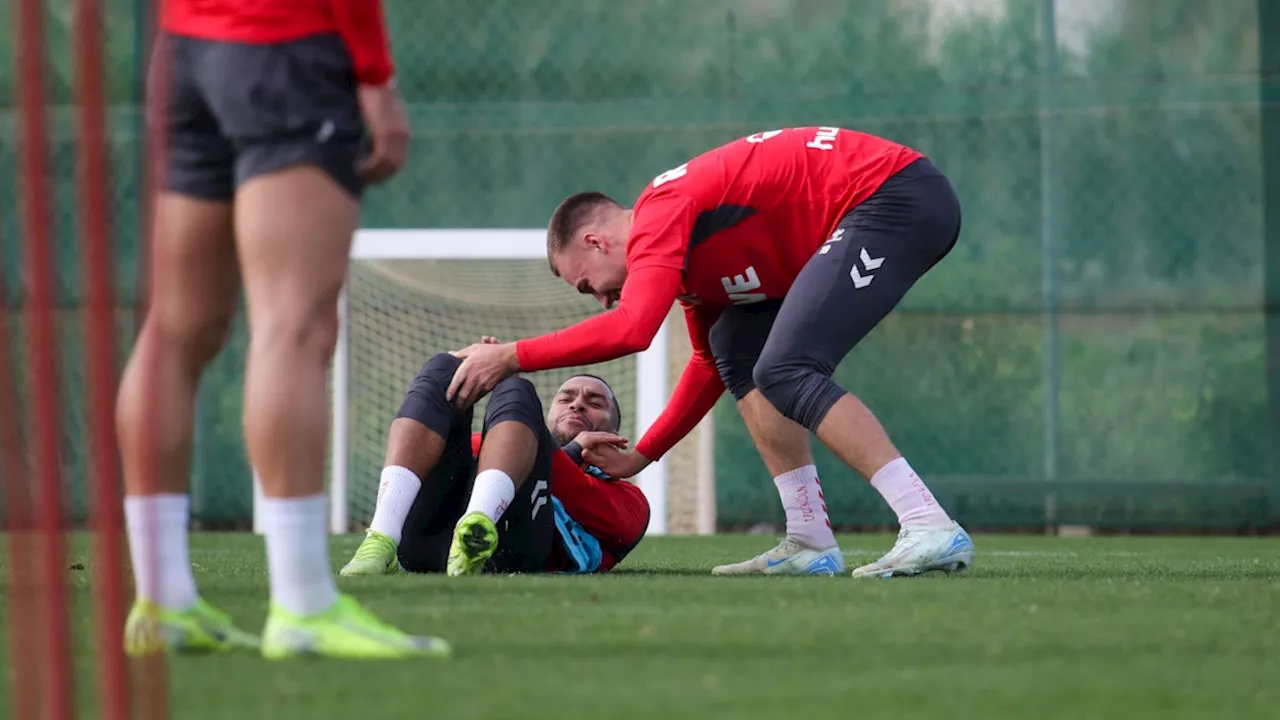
xmin=710 ymin=392 xmax=844 ymax=576
xmin=811 ymin=393 xmax=973 ymax=578
xmin=814 ymin=394 xmax=906 ymax=481
xmin=236 ymin=166 xmax=355 ymax=499
xmin=383 ymin=418 xmax=448 ymax=480
xmin=815 ymin=394 xmax=949 ymax=528
xmin=739 ymin=390 xmax=815 ymax=478
xmin=367 ymin=418 xmax=447 ymax=541
xmin=117 ymin=195 xmax=237 ymax=609
xmin=238 ymin=166 xmax=449 ymax=659
xmin=233 ymin=165 xmax=356 ymax=618
xmin=118 ymin=194 xmax=264 ymax=655
xmin=340 ymin=417 xmax=450 ymax=576
xmin=466 ymin=421 xmax=537 ymax=520
xmin=448 ymin=377 xmax=547 ymax=576
xmin=740 ymin=392 xmax=837 ymax=546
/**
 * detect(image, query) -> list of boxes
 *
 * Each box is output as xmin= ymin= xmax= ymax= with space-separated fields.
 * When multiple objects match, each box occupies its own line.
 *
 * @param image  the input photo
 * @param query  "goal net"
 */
xmin=318 ymin=229 xmax=717 ymax=537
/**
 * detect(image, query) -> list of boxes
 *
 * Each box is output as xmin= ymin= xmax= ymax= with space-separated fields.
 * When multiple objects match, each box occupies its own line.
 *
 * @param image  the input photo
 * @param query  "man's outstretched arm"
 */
xmin=446 ymin=195 xmax=697 ymax=407
xmin=515 ymin=265 xmax=683 ymax=371
xmin=516 ymin=195 xmax=697 ymax=372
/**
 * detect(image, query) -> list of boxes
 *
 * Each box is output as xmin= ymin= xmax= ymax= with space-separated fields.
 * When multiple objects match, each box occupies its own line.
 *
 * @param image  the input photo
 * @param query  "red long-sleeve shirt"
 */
xmin=163 ymin=0 xmax=394 ymax=86
xmin=517 ymin=127 xmax=922 ymax=461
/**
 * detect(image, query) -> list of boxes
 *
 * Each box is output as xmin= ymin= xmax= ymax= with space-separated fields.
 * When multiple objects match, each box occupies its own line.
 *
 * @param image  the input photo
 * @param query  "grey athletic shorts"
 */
xmin=147 ymin=32 xmax=366 ymax=200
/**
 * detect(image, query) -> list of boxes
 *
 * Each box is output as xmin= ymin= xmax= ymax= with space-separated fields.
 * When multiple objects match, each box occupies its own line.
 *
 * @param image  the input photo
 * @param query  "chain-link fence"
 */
xmin=1 ymin=0 xmax=1276 ymax=530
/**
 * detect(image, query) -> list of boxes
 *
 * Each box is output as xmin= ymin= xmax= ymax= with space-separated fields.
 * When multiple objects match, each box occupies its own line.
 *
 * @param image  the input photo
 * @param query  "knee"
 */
xmin=487 ymin=376 xmax=541 ymax=415
xmin=416 ymin=353 xmax=463 ymax=387
xmin=752 ymin=355 xmax=839 ymax=431
xmin=252 ymin=296 xmax=340 ymax=363
xmin=751 ymin=356 xmax=800 ymax=404
xmin=395 ymin=353 xmax=467 ymax=438
xmin=492 ymin=375 xmax=538 ymax=400
xmin=484 ymin=377 xmax=543 ymax=430
xmin=147 ymin=304 xmax=236 ymax=369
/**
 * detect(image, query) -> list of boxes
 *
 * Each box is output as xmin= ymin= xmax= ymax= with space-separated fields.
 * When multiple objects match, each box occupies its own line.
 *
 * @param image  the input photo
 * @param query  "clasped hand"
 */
xmin=574 ymin=431 xmax=650 ymax=479
xmin=446 ymin=336 xmax=518 ymax=408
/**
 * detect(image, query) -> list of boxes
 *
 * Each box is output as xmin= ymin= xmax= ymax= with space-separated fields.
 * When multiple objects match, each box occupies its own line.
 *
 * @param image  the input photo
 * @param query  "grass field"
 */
xmin=2 ymin=532 xmax=1278 ymax=719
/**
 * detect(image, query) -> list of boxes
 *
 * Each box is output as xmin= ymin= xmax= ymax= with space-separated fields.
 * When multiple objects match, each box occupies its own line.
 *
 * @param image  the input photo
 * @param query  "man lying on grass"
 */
xmin=341 ymin=351 xmax=649 ymax=576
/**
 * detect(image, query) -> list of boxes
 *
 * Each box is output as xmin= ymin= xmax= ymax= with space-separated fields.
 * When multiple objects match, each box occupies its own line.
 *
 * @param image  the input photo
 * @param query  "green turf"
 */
xmin=2 ymin=533 xmax=1278 ymax=719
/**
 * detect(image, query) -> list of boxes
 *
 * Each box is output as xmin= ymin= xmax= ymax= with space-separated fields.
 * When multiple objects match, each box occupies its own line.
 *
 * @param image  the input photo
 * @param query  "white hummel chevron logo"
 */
xmin=828 ymin=229 xmax=845 ymax=243
xmin=850 ymin=248 xmax=886 ymax=289
xmin=860 ymin=248 xmax=884 ymax=270
xmin=530 ymin=479 xmax=549 ymax=519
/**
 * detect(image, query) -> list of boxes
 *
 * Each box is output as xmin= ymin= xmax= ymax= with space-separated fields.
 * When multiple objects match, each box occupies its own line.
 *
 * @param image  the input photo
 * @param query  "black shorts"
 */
xmin=710 ymin=157 xmax=962 ymax=400
xmin=395 ymin=376 xmax=557 ymax=575
xmin=148 ymin=33 xmax=366 ymax=201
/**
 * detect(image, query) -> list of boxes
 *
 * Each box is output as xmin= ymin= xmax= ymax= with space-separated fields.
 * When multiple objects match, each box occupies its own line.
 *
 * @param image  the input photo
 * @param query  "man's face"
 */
xmin=546 ymin=376 xmax=617 ymax=444
xmin=551 ymin=222 xmax=631 ymax=309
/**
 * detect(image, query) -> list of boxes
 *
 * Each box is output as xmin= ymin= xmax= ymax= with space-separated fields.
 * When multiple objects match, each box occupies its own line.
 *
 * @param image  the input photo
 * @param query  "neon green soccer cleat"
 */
xmin=124 ymin=598 xmax=260 ymax=657
xmin=340 ymin=529 xmax=401 ymax=577
xmin=446 ymin=511 xmax=498 ymax=577
xmin=261 ymin=594 xmax=451 ymax=660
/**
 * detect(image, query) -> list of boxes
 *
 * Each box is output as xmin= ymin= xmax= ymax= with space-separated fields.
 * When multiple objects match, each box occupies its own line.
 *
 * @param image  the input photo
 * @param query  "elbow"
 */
xmin=619 ymin=324 xmax=659 ymax=354
xmin=619 ymin=336 xmax=650 ymax=355
xmin=610 ymin=300 xmax=673 ymax=356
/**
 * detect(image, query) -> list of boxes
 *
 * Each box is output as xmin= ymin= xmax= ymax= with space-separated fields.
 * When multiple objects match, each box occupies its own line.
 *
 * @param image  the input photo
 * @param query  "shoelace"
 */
xmin=878 ymin=528 xmax=923 ymax=559
xmin=761 ymin=537 xmax=804 ymax=558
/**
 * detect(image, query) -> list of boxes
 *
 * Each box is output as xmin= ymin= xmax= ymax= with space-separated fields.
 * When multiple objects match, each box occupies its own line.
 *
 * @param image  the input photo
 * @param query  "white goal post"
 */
xmin=256 ymin=228 xmax=718 ymax=538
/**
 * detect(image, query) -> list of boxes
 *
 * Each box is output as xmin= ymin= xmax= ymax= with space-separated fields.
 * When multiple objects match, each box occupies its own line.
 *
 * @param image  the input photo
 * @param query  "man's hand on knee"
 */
xmin=446 ymin=341 xmax=521 ymax=408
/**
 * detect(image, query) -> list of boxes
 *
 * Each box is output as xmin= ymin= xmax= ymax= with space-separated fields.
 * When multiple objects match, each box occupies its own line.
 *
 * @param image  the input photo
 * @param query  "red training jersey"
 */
xmin=163 ymin=0 xmax=394 ymax=86
xmin=516 ymin=127 xmax=922 ymax=459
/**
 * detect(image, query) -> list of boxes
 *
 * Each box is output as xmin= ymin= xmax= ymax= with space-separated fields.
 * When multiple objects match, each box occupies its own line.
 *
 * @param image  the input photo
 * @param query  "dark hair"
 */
xmin=567 ymin=373 xmax=623 ymax=433
xmin=546 ymin=191 xmax=623 ymax=276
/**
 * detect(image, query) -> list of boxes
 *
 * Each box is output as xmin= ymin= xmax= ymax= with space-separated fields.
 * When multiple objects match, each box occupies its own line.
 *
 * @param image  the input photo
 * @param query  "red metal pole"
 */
xmin=75 ymin=0 xmax=132 ymax=717
xmin=0 ymin=228 xmax=44 ymax=720
xmin=15 ymin=0 xmax=75 ymax=716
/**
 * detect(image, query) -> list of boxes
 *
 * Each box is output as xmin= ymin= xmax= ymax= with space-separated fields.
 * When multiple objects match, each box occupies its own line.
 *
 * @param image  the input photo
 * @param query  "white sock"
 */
xmin=870 ymin=457 xmax=952 ymax=527
xmin=369 ymin=465 xmax=422 ymax=544
xmin=261 ymin=494 xmax=338 ymax=617
xmin=125 ymin=494 xmax=199 ymax=611
xmin=774 ymin=465 xmax=838 ymax=550
xmin=464 ymin=469 xmax=516 ymax=523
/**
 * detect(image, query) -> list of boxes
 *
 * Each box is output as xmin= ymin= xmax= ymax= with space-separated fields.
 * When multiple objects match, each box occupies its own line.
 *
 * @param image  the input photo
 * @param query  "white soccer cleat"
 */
xmin=850 ymin=522 xmax=974 ymax=579
xmin=711 ymin=537 xmax=845 ymax=576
